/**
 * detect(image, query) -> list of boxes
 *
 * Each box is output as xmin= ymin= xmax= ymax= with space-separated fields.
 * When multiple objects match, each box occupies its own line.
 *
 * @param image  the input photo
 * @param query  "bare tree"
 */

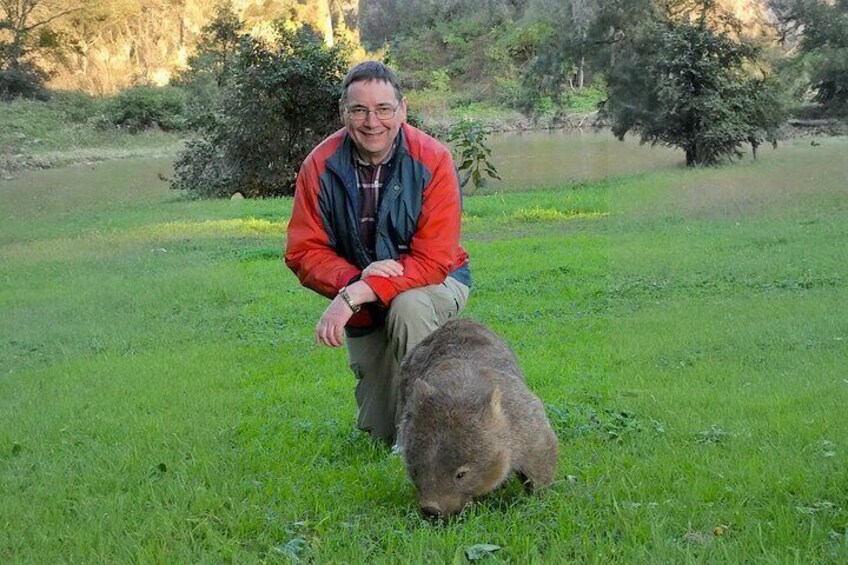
xmin=0 ymin=0 xmax=83 ymax=66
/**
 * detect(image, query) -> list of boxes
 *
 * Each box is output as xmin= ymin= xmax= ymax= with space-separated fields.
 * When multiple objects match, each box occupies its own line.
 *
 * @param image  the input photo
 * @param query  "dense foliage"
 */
xmin=772 ymin=0 xmax=848 ymax=115
xmin=603 ymin=7 xmax=786 ymax=166
xmin=0 ymin=61 xmax=49 ymax=100
xmin=104 ymin=85 xmax=187 ymax=132
xmin=171 ymin=23 xmax=348 ymax=198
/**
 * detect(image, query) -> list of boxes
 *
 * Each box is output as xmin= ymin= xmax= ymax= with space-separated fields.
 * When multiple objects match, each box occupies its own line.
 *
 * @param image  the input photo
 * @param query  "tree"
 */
xmin=0 ymin=0 xmax=84 ymax=98
xmin=170 ymin=1 xmax=242 ymax=129
xmin=603 ymin=4 xmax=786 ymax=166
xmin=190 ymin=0 xmax=241 ymax=87
xmin=171 ymin=23 xmax=349 ymax=198
xmin=587 ymin=0 xmax=654 ymax=69
xmin=519 ymin=2 xmax=580 ymax=111
xmin=772 ymin=0 xmax=848 ymax=114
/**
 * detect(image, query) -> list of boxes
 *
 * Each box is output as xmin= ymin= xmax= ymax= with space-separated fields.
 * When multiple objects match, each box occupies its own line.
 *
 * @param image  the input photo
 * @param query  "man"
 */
xmin=285 ymin=61 xmax=471 ymax=445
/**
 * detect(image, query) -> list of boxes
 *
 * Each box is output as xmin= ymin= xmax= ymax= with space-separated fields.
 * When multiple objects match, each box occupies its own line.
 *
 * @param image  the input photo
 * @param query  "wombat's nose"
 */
xmin=420 ymin=503 xmax=443 ymax=518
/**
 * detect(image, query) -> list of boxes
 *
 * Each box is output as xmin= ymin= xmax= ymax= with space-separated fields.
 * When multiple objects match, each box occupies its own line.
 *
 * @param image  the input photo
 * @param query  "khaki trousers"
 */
xmin=346 ymin=277 xmax=470 ymax=444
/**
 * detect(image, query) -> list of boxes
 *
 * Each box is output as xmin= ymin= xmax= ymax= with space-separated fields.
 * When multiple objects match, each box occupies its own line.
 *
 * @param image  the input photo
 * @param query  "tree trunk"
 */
xmin=577 ymin=55 xmax=584 ymax=89
xmin=685 ymin=147 xmax=695 ymax=166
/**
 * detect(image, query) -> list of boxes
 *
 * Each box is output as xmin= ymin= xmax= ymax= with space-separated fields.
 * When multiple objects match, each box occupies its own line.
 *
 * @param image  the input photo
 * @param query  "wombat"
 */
xmin=397 ymin=318 xmax=558 ymax=517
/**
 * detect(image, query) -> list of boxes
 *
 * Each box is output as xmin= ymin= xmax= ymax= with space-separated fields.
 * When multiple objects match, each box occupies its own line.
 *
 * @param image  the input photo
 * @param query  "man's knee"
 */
xmin=387 ymin=288 xmax=435 ymax=328
xmin=385 ymin=288 xmax=440 ymax=360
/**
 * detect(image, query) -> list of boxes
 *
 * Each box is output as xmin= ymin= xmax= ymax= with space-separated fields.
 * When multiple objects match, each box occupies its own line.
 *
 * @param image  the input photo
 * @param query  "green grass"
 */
xmin=560 ymin=85 xmax=606 ymax=114
xmin=0 ymin=98 xmax=183 ymax=173
xmin=1 ymin=137 xmax=847 ymax=563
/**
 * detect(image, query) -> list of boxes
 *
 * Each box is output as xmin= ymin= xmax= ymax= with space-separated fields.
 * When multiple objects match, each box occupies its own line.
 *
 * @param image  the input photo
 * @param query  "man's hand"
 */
xmin=315 ymin=295 xmax=355 ymax=347
xmin=314 ymin=281 xmax=378 ymax=347
xmin=362 ymin=259 xmax=404 ymax=278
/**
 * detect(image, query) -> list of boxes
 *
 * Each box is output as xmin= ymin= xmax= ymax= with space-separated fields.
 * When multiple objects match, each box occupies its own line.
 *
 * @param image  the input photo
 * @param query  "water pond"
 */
xmin=484 ymin=129 xmax=684 ymax=190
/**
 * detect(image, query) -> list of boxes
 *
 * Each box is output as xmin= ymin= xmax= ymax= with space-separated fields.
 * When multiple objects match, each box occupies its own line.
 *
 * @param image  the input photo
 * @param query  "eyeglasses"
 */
xmin=344 ymin=103 xmax=401 ymax=122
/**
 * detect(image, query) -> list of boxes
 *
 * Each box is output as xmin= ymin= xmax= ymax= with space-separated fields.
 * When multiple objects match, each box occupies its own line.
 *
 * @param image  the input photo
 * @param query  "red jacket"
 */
xmin=285 ymin=123 xmax=470 ymax=328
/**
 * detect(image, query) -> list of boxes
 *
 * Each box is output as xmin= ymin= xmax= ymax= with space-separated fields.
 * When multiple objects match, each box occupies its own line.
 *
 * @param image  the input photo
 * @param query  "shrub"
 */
xmin=172 ymin=72 xmax=221 ymax=131
xmin=105 ymin=86 xmax=186 ymax=132
xmin=446 ymin=119 xmax=501 ymax=193
xmin=561 ymin=83 xmax=605 ymax=113
xmin=171 ymin=25 xmax=349 ymax=198
xmin=492 ymin=76 xmax=524 ymax=109
xmin=428 ymin=69 xmax=451 ymax=92
xmin=171 ymin=136 xmax=233 ymax=198
xmin=0 ymin=63 xmax=49 ymax=101
xmin=50 ymin=91 xmax=107 ymax=123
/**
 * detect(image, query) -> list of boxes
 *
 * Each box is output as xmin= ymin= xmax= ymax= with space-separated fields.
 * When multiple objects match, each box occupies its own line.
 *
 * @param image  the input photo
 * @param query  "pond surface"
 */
xmin=485 ymin=129 xmax=684 ymax=190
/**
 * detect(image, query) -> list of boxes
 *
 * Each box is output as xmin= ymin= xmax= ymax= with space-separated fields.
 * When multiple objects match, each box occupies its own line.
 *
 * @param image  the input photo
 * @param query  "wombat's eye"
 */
xmin=455 ymin=471 xmax=466 ymax=480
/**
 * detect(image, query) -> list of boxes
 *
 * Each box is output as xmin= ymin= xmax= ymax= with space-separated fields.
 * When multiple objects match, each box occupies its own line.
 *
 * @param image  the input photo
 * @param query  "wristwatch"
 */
xmin=338 ymin=286 xmax=361 ymax=313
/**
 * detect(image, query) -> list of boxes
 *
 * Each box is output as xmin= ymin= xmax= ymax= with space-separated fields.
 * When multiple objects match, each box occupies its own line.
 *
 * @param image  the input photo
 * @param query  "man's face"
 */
xmin=342 ymin=79 xmax=407 ymax=165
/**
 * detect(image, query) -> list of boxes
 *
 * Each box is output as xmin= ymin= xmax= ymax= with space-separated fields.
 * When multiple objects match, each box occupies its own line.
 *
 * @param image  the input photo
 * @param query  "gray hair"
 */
xmin=341 ymin=61 xmax=403 ymax=103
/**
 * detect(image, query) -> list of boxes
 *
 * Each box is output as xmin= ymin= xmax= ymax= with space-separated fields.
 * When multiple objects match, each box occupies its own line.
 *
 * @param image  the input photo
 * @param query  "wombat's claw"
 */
xmin=390 ymin=443 xmax=404 ymax=456
xmin=517 ymin=472 xmax=534 ymax=492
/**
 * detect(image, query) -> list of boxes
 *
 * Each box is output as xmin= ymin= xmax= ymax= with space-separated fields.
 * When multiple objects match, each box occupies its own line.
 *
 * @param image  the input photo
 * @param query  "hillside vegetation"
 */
xmin=3 ymin=0 xmax=845 ymax=116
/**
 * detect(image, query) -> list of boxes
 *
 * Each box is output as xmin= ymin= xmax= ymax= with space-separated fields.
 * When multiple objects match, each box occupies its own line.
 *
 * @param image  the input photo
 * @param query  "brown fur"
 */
xmin=397 ymin=319 xmax=559 ymax=517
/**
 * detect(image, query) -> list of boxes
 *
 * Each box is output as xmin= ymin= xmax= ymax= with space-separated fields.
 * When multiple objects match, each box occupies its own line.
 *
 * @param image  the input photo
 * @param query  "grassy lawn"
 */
xmin=1 ymin=137 xmax=847 ymax=563
xmin=0 ymin=98 xmax=183 ymax=175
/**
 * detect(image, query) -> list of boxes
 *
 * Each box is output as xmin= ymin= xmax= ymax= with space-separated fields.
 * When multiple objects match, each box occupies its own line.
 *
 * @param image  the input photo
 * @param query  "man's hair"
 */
xmin=341 ymin=61 xmax=403 ymax=103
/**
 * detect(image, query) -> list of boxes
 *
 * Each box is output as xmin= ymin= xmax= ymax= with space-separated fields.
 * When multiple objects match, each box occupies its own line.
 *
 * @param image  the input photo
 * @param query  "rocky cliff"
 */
xmin=46 ymin=0 xmax=357 ymax=94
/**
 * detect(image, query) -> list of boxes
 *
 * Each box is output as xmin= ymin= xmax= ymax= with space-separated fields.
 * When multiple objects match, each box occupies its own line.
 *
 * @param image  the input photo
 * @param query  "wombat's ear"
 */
xmin=413 ymin=378 xmax=436 ymax=400
xmin=488 ymin=386 xmax=504 ymax=420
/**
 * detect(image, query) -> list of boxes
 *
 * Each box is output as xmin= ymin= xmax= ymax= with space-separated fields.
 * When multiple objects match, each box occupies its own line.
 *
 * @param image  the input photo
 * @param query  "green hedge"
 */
xmin=105 ymin=86 xmax=187 ymax=132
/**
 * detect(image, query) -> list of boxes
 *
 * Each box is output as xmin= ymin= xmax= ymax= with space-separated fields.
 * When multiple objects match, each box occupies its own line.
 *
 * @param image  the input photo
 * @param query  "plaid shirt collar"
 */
xmin=352 ymin=137 xmax=399 ymax=168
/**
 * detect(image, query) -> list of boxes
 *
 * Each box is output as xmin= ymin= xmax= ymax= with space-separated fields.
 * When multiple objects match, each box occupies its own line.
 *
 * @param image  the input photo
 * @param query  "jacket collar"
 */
xmin=326 ymin=125 xmax=408 ymax=180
